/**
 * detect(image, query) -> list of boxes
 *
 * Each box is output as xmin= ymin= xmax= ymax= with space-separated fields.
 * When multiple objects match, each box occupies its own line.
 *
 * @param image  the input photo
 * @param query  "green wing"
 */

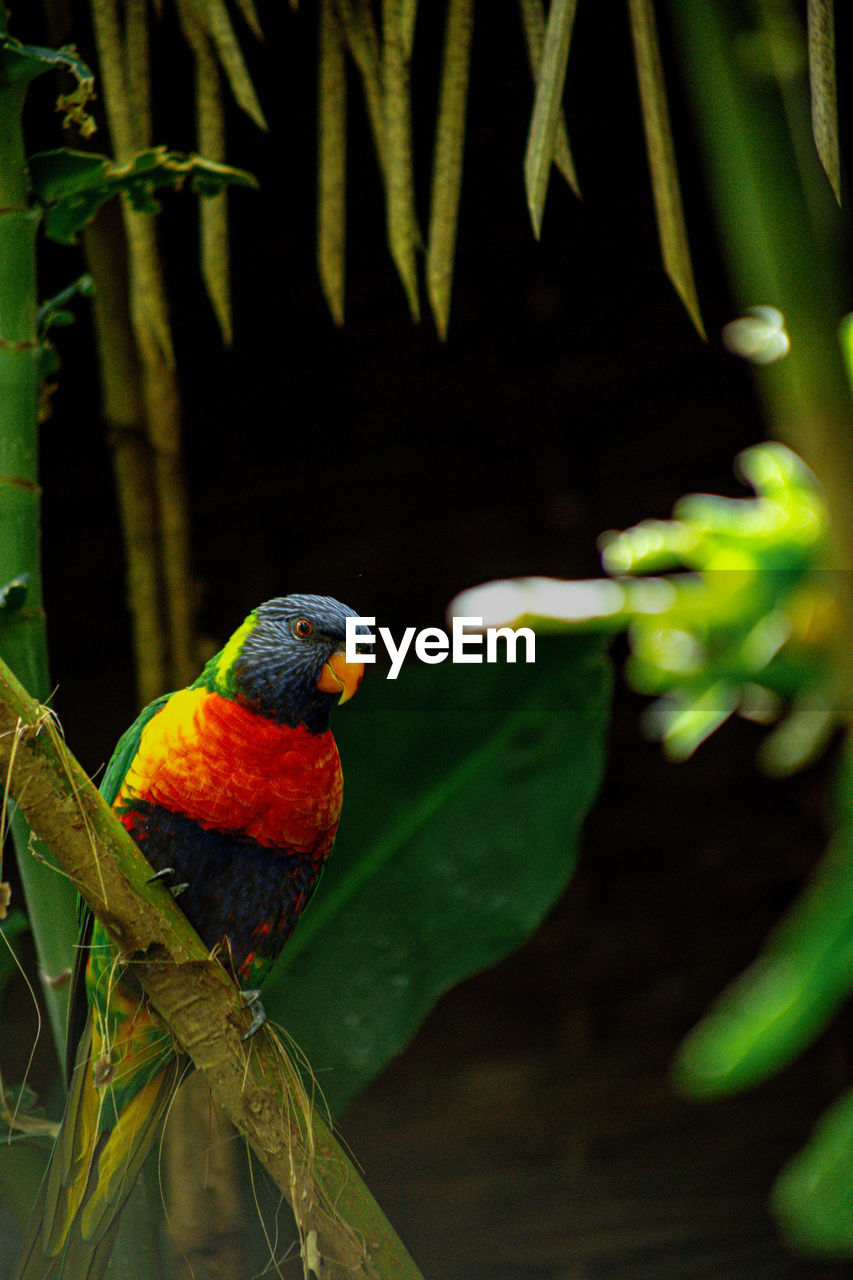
xmin=64 ymin=693 xmax=173 ymax=1082
xmin=99 ymin=692 xmax=172 ymax=807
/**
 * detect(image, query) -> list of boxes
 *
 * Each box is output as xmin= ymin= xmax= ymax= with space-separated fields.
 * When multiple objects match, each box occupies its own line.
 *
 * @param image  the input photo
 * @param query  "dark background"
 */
xmin=15 ymin=1 xmax=853 ymax=1276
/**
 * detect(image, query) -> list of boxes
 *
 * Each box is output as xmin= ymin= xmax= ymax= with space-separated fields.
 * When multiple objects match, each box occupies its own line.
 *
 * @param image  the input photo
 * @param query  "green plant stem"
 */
xmin=0 ymin=651 xmax=426 ymax=1280
xmin=0 ymin=31 xmax=79 ymax=1055
xmin=84 ymin=204 xmax=169 ymax=706
xmin=90 ymin=0 xmax=198 ymax=691
xmin=666 ymin=0 xmax=853 ymax=709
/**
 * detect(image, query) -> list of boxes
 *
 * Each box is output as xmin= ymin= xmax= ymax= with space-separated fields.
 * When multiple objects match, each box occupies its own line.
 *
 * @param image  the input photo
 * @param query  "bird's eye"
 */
xmin=292 ymin=618 xmax=313 ymax=639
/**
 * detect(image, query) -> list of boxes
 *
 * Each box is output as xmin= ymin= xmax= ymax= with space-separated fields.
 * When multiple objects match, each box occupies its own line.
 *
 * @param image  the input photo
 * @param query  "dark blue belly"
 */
xmin=123 ymin=801 xmax=321 ymax=980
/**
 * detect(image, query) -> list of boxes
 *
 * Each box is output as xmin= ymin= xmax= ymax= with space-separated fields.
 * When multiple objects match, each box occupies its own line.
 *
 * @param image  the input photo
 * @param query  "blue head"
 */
xmin=208 ymin=594 xmax=366 ymax=732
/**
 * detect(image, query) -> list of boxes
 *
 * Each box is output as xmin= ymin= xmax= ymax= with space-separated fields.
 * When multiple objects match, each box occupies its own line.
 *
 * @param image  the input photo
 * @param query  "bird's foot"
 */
xmin=241 ymin=989 xmax=267 ymax=1040
xmin=147 ymin=866 xmax=189 ymax=898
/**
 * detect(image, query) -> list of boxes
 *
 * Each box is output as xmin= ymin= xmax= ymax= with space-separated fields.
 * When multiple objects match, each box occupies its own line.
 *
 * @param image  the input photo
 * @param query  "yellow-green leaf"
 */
xmin=318 ymin=0 xmax=348 ymax=326
xmin=523 ymin=0 xmax=579 ymax=238
xmin=232 ymin=0 xmax=264 ymax=42
xmin=518 ymin=0 xmax=579 ymax=197
xmin=806 ymin=0 xmax=840 ymax=203
xmin=400 ymin=0 xmax=419 ymax=56
xmin=628 ymin=0 xmax=705 ymax=337
xmin=333 ymin=0 xmax=387 ymax=182
xmin=383 ymin=0 xmax=420 ymax=319
xmin=177 ymin=0 xmax=233 ymax=343
xmin=193 ymin=0 xmax=267 ymax=130
xmin=426 ymin=0 xmax=474 ymax=340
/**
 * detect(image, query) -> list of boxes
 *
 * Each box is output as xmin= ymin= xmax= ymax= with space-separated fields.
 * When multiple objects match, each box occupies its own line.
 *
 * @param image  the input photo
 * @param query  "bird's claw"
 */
xmin=241 ymin=989 xmax=267 ymax=1040
xmin=147 ymin=866 xmax=189 ymax=898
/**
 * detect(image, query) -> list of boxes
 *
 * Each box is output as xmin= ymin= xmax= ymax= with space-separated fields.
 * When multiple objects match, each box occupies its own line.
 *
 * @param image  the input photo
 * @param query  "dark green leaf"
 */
xmin=0 ymin=1136 xmax=50 ymax=1232
xmin=264 ymin=636 xmax=611 ymax=1114
xmin=673 ymin=743 xmax=853 ymax=1099
xmin=0 ymin=910 xmax=29 ymax=1000
xmin=29 ymin=147 xmax=257 ymax=245
xmin=771 ymin=1086 xmax=853 ymax=1254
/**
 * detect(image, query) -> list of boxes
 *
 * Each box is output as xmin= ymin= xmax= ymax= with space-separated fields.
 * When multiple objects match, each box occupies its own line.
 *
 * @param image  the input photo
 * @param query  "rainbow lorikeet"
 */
xmin=13 ymin=594 xmax=365 ymax=1280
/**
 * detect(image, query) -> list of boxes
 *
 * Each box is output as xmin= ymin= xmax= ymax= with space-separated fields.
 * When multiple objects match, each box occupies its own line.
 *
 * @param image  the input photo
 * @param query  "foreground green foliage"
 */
xmin=454 ymin=442 xmax=853 ymax=1254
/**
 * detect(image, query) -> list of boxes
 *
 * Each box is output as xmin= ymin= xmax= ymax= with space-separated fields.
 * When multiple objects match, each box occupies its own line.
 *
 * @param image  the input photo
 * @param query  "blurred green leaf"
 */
xmin=29 ymin=147 xmax=256 ymax=245
xmin=453 ymin=444 xmax=830 ymax=762
xmin=772 ymin=1085 xmax=853 ymax=1254
xmin=673 ymin=743 xmax=853 ymax=1101
xmin=264 ymin=636 xmax=610 ymax=1114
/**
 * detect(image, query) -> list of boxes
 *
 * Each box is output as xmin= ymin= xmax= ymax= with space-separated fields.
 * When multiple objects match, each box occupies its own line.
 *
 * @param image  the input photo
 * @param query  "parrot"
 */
xmin=13 ymin=593 xmax=365 ymax=1280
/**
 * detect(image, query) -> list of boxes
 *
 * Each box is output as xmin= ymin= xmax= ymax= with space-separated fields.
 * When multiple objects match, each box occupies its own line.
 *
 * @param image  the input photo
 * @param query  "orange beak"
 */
xmin=316 ymin=648 xmax=364 ymax=704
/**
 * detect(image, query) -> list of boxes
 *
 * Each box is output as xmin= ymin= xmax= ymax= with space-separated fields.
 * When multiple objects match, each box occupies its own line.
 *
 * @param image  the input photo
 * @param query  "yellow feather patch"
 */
xmin=119 ymin=687 xmax=207 ymax=801
xmin=214 ymin=613 xmax=255 ymax=686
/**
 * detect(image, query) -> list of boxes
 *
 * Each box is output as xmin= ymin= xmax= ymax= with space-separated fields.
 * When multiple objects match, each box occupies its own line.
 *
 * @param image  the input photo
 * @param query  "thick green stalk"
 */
xmin=666 ymin=0 xmax=853 ymax=705
xmin=0 ymin=27 xmax=79 ymax=1056
xmin=83 ymin=205 xmax=169 ymax=705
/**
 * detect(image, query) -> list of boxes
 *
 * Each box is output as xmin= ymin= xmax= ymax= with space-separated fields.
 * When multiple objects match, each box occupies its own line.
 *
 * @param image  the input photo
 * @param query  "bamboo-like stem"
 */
xmin=164 ymin=1075 xmax=246 ymax=1280
xmin=137 ymin=300 xmax=197 ymax=688
xmin=90 ymin=0 xmax=198 ymax=691
xmin=0 ymin=653 xmax=426 ymax=1280
xmin=0 ymin=33 xmax=80 ymax=1053
xmin=83 ymin=205 xmax=168 ymax=706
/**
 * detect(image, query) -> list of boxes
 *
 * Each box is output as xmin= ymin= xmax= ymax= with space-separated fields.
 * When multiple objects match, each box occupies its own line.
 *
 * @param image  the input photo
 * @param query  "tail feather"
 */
xmin=79 ymin=1065 xmax=179 ymax=1243
xmin=12 ymin=1018 xmax=181 ymax=1280
xmin=43 ymin=1025 xmax=99 ymax=1255
xmin=11 ymin=1175 xmax=60 ymax=1280
xmin=51 ymin=1213 xmax=122 ymax=1280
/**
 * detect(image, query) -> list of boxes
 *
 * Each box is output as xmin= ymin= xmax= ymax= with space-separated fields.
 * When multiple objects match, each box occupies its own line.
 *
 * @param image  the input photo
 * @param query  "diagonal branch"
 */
xmin=0 ymin=654 xmax=425 ymax=1280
